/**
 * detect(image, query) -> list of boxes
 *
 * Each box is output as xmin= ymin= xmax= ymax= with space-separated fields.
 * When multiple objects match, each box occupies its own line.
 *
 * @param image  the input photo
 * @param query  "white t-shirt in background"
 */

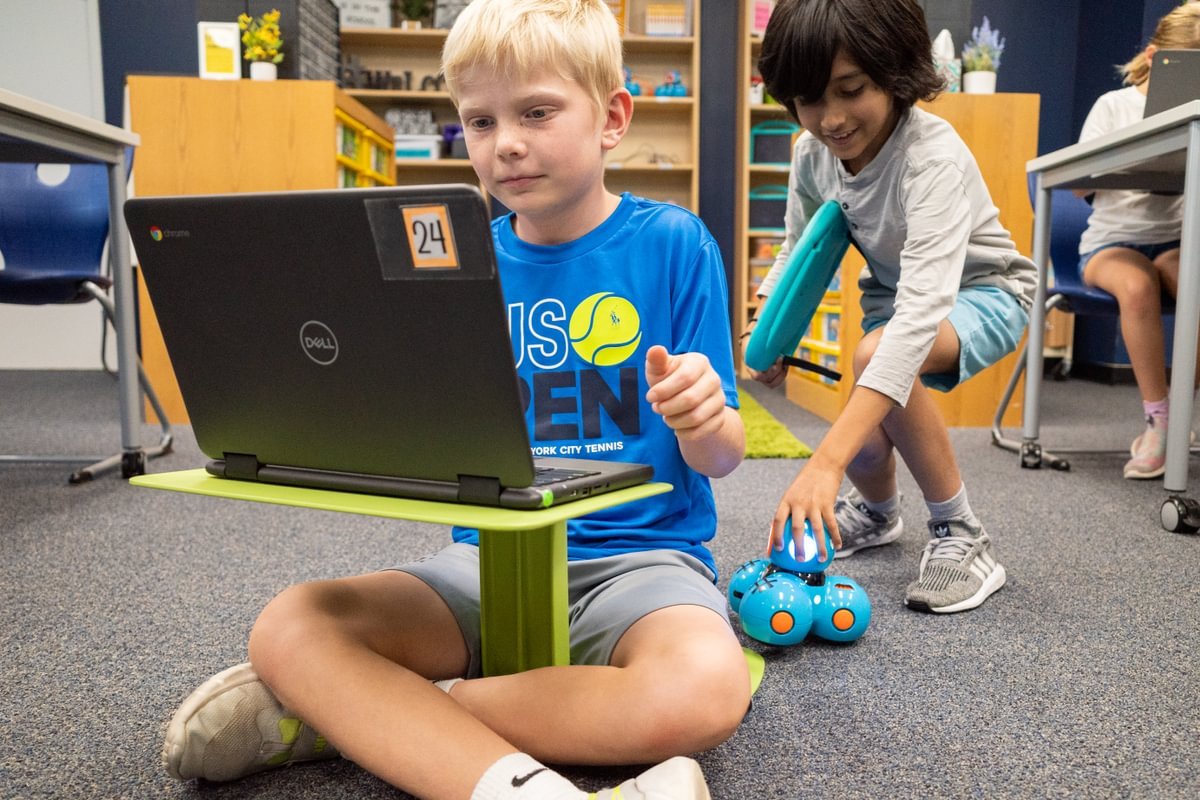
xmin=1078 ymin=85 xmax=1184 ymax=255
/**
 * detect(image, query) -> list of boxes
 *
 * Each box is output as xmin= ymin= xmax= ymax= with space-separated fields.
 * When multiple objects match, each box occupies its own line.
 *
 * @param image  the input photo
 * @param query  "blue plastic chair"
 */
xmin=991 ymin=175 xmax=1176 ymax=469
xmin=0 ymin=159 xmax=172 ymax=482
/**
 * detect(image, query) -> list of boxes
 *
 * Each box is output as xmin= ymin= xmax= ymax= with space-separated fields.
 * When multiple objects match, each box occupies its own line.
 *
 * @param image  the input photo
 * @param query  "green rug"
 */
xmin=738 ymin=391 xmax=813 ymax=459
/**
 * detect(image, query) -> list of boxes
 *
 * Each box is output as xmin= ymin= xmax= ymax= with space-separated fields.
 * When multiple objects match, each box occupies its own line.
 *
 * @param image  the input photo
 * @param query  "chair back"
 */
xmin=0 ymin=162 xmax=114 ymax=304
xmin=1026 ymin=172 xmax=1123 ymax=316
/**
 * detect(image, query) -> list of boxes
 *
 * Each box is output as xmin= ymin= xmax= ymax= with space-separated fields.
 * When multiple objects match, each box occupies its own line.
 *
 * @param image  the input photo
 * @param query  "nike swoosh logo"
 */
xmin=512 ymin=767 xmax=548 ymax=788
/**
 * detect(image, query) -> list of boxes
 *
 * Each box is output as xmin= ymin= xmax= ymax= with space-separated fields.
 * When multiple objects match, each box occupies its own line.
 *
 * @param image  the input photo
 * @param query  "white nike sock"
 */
xmin=470 ymin=752 xmax=583 ymax=800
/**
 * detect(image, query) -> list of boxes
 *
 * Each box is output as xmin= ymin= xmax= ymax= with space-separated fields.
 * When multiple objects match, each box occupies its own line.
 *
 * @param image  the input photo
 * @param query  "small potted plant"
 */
xmin=395 ymin=0 xmax=431 ymax=30
xmin=961 ymin=16 xmax=1005 ymax=94
xmin=238 ymin=9 xmax=284 ymax=81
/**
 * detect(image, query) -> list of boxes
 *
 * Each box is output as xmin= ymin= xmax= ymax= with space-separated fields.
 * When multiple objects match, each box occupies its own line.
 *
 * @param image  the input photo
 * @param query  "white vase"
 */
xmin=249 ymin=61 xmax=277 ymax=81
xmin=962 ymin=70 xmax=996 ymax=94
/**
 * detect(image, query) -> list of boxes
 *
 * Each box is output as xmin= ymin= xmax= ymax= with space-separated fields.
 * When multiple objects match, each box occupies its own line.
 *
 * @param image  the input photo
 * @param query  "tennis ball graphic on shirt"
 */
xmin=569 ymin=292 xmax=642 ymax=366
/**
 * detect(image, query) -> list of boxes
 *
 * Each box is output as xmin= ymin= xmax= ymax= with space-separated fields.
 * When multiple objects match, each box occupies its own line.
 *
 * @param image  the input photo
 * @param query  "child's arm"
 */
xmin=645 ymin=345 xmax=745 ymax=478
xmin=768 ymin=385 xmax=894 ymax=558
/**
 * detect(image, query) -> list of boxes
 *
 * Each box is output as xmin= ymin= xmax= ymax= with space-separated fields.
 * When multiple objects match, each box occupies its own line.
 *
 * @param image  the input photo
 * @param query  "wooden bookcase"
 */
xmin=733 ymin=3 xmax=1040 ymax=426
xmin=339 ymin=0 xmax=702 ymax=211
xmin=126 ymin=76 xmax=396 ymax=423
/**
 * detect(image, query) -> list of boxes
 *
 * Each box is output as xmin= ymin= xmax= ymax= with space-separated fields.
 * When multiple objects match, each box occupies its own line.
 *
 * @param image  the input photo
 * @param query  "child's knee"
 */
xmin=248 ymin=582 xmax=331 ymax=675
xmin=1118 ymin=273 xmax=1165 ymax=313
xmin=629 ymin=650 xmax=749 ymax=756
xmin=852 ymin=333 xmax=881 ymax=377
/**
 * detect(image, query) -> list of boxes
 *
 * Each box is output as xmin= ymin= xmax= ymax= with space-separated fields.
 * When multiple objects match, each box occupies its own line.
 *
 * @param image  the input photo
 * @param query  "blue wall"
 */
xmin=99 ymin=0 xmax=200 ymax=128
xmin=977 ymin=0 xmax=1181 ymax=154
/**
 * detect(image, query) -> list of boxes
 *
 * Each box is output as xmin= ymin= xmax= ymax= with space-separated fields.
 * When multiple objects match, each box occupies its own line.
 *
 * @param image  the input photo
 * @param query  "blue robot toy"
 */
xmin=623 ymin=66 xmax=642 ymax=97
xmin=728 ymin=520 xmax=871 ymax=646
xmin=654 ymin=70 xmax=688 ymax=97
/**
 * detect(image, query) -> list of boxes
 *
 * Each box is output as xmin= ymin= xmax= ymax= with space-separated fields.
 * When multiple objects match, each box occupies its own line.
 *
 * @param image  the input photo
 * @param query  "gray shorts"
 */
xmin=395 ymin=543 xmax=731 ymax=678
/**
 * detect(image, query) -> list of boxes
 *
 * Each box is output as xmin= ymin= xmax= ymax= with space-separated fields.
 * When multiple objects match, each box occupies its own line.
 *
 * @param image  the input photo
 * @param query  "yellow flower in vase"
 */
xmin=238 ymin=9 xmax=284 ymax=65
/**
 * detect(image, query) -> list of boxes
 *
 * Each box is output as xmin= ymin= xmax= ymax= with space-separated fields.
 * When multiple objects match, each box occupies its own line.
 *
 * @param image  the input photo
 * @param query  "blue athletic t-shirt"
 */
xmin=451 ymin=193 xmax=738 ymax=577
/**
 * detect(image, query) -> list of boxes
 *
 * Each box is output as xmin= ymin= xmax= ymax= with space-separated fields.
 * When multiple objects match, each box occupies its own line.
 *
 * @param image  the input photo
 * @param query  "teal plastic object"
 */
xmin=744 ymin=200 xmax=851 ymax=375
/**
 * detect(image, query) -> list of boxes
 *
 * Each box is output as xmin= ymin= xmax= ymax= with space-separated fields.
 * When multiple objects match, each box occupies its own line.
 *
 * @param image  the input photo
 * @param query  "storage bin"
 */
xmin=748 ymin=185 xmax=788 ymax=230
xmin=394 ymin=134 xmax=442 ymax=159
xmin=751 ymin=120 xmax=801 ymax=164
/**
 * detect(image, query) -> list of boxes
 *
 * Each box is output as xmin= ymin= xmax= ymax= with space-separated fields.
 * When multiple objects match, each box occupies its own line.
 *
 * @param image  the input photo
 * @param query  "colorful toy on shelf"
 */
xmin=654 ymin=70 xmax=688 ymax=97
xmin=728 ymin=519 xmax=871 ymax=646
xmin=624 ymin=66 xmax=642 ymax=96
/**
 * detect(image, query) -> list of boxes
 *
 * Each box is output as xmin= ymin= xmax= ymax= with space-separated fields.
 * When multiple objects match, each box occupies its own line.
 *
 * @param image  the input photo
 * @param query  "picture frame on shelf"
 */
xmin=197 ymin=21 xmax=241 ymax=81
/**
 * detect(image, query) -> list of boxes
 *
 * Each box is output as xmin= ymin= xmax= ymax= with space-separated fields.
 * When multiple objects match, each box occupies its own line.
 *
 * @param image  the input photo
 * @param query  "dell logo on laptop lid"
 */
xmin=300 ymin=320 xmax=338 ymax=365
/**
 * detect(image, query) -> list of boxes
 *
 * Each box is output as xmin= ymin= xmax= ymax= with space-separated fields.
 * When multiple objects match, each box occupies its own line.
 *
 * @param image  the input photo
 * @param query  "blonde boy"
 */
xmin=160 ymin=2 xmax=749 ymax=799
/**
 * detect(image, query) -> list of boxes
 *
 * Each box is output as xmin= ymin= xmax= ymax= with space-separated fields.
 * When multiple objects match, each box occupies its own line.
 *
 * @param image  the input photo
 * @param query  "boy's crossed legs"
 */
xmin=164 ymin=548 xmax=750 ymax=800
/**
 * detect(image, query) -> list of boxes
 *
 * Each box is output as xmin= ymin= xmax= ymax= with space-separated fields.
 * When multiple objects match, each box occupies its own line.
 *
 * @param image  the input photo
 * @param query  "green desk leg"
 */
xmin=478 ymin=521 xmax=570 ymax=676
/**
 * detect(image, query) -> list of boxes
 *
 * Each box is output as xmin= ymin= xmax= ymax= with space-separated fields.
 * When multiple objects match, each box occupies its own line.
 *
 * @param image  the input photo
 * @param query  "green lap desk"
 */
xmin=131 ymin=469 xmax=670 ymax=677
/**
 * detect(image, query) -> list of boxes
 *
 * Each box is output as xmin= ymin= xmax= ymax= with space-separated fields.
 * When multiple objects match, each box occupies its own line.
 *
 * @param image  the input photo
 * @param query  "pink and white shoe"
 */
xmin=1125 ymin=420 xmax=1166 ymax=480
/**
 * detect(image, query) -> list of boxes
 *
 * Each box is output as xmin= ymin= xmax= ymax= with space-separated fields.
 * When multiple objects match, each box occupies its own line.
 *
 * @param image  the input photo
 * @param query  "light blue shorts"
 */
xmin=395 ymin=543 xmax=730 ymax=678
xmin=863 ymin=286 xmax=1028 ymax=392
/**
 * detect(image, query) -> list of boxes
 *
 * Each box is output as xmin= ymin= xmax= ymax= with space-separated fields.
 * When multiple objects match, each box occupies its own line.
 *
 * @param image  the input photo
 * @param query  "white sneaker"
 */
xmin=1125 ymin=418 xmax=1166 ymax=480
xmin=832 ymin=488 xmax=904 ymax=558
xmin=904 ymin=519 xmax=1006 ymax=614
xmin=589 ymin=757 xmax=711 ymax=799
xmin=162 ymin=662 xmax=338 ymax=782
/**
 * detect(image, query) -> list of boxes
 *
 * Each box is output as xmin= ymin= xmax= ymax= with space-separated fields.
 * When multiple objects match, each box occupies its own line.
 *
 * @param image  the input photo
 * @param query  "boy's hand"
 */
xmin=748 ymin=359 xmax=789 ymax=389
xmin=644 ymin=345 xmax=726 ymax=441
xmin=768 ymin=453 xmax=844 ymax=561
xmin=740 ymin=319 xmax=788 ymax=388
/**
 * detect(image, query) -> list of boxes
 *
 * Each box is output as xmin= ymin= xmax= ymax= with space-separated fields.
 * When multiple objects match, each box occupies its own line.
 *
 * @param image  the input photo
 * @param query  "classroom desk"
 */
xmin=0 ymin=88 xmax=158 ymax=479
xmin=1021 ymin=100 xmax=1200 ymax=532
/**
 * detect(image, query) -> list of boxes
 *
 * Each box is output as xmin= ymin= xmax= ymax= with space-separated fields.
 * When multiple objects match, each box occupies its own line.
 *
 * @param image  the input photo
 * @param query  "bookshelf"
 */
xmin=339 ymin=0 xmax=702 ymax=210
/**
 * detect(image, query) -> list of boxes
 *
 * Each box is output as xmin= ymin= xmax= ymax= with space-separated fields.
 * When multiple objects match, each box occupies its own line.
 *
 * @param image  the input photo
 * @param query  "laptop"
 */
xmin=124 ymin=184 xmax=653 ymax=510
xmin=1144 ymin=49 xmax=1200 ymax=118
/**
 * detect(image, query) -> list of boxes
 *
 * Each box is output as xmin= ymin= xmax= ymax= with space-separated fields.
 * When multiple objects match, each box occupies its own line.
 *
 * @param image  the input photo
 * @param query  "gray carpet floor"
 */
xmin=2 ymin=368 xmax=1198 ymax=799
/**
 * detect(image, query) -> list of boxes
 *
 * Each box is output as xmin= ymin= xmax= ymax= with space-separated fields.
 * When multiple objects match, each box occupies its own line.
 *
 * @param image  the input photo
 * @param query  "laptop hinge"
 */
xmin=223 ymin=452 xmax=262 ymax=481
xmin=458 ymin=474 xmax=502 ymax=506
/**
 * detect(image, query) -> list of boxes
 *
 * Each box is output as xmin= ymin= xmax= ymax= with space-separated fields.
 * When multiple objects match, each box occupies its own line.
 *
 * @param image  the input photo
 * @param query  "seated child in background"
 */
xmin=749 ymin=0 xmax=1036 ymax=614
xmin=157 ymin=1 xmax=749 ymax=799
xmin=1077 ymin=1 xmax=1200 ymax=480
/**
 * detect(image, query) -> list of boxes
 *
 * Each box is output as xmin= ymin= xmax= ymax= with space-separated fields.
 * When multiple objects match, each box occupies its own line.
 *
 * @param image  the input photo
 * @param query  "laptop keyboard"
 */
xmin=532 ymin=465 xmax=601 ymax=486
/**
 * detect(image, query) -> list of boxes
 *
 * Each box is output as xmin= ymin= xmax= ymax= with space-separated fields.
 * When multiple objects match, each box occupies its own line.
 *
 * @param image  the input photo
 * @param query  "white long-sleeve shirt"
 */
xmin=758 ymin=106 xmax=1036 ymax=406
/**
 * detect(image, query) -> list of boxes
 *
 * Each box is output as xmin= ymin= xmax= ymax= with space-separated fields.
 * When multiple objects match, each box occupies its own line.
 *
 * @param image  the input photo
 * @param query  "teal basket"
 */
xmin=749 ymin=185 xmax=788 ymax=230
xmin=751 ymin=120 xmax=801 ymax=164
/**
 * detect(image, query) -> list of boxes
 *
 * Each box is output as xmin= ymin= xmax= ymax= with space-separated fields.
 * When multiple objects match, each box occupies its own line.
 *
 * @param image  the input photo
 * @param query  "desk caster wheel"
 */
xmin=121 ymin=449 xmax=147 ymax=478
xmin=1021 ymin=441 xmax=1043 ymax=469
xmin=1161 ymin=496 xmax=1200 ymax=534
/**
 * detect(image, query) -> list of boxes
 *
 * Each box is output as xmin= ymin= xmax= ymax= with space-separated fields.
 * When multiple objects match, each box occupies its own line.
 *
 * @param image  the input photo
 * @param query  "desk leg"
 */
xmin=1020 ymin=180 xmax=1053 ymax=467
xmin=1164 ymin=123 xmax=1200 ymax=500
xmin=478 ymin=522 xmax=570 ymax=677
xmin=107 ymin=153 xmax=144 ymax=474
